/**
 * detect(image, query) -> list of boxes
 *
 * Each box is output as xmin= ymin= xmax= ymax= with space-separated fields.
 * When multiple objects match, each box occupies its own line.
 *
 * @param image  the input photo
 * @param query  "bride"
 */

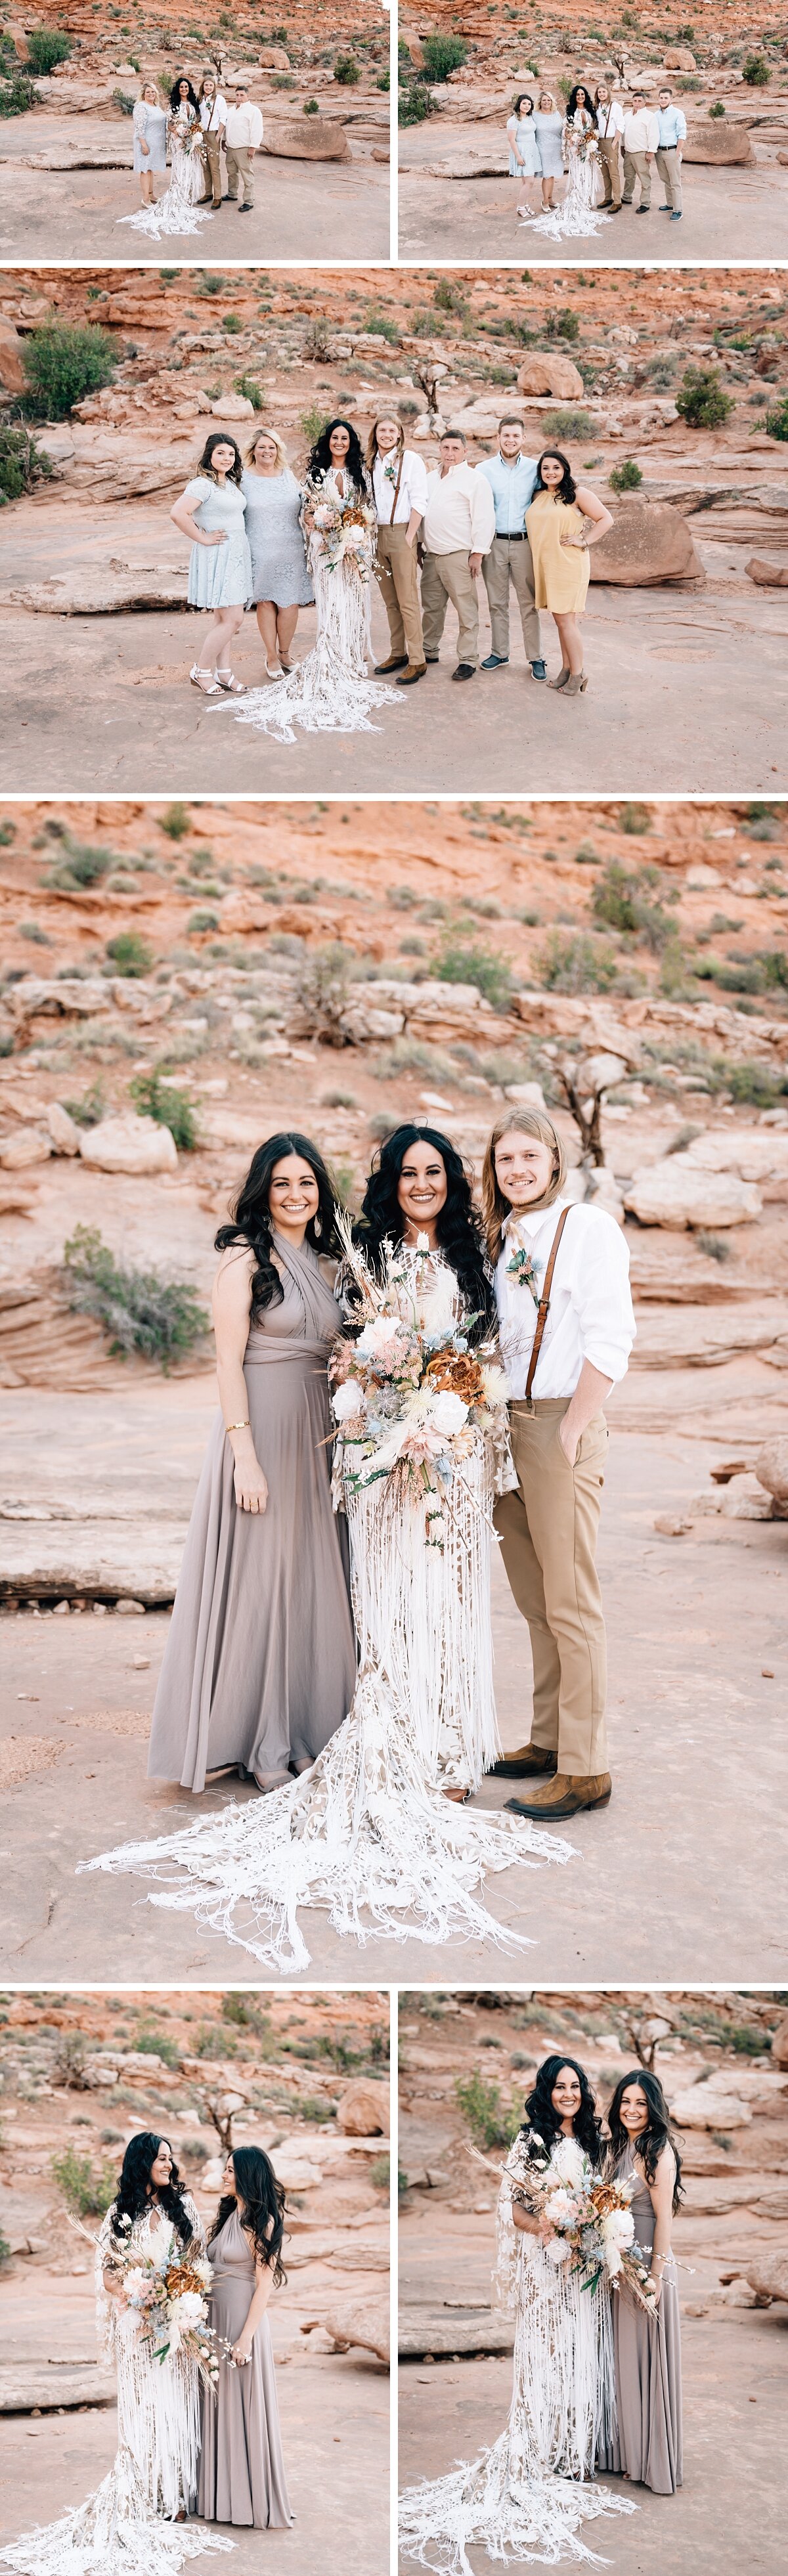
xmin=531 ymin=85 xmax=611 ymax=243
xmin=222 ymin=417 xmax=401 ymax=741
xmin=120 ymin=77 xmax=212 ymax=241
xmin=400 ymin=2057 xmax=636 ymax=2571
xmin=0 ymin=2135 xmax=231 ymax=2575
xmin=79 ymin=1125 xmax=575 ymax=1974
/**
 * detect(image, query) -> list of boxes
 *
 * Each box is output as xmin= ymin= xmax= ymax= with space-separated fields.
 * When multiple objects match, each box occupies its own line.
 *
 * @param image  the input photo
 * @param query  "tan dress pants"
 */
xmin=481 ymin=535 xmax=540 ymax=663
xmin=597 ymin=133 xmax=622 ymax=206
xmin=421 ymin=548 xmax=480 ymax=667
xmin=493 ymin=1398 xmax=609 ymax=1776
xmin=200 ymin=129 xmax=223 ymax=206
xmin=375 ymin=523 xmax=424 ymax=663
xmin=655 ymin=144 xmax=682 ymax=211
xmin=226 ymin=143 xmax=255 ymax=204
xmin=622 ymin=148 xmax=651 ymax=207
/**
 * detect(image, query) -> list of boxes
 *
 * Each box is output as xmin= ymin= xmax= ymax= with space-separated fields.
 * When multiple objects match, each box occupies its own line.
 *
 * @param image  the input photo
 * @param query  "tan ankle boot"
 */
xmin=488 ymin=1744 xmax=558 ymax=1780
xmin=504 ymin=1772 xmax=612 ymax=1819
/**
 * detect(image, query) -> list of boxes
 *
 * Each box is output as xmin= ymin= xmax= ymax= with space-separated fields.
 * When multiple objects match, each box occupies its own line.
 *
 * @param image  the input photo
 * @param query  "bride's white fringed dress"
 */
xmin=0 ymin=2201 xmax=231 ymax=2576
xmin=399 ymin=2134 xmax=636 ymax=2573
xmin=79 ymin=1242 xmax=575 ymax=1975
xmin=221 ymin=465 xmax=401 ymax=742
xmin=120 ymin=113 xmax=212 ymax=242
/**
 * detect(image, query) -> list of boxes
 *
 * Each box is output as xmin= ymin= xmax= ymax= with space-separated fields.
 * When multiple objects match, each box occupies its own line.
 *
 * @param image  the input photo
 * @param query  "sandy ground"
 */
xmin=398 ymin=2200 xmax=787 ymax=2575
xmin=0 ymin=2269 xmax=388 ymax=2573
xmin=1 ymin=1358 xmax=786 ymax=1988
xmin=0 ymin=119 xmax=389 ymax=263
xmin=397 ymin=127 xmax=787 ymax=265
xmin=1 ymin=573 xmax=785 ymax=796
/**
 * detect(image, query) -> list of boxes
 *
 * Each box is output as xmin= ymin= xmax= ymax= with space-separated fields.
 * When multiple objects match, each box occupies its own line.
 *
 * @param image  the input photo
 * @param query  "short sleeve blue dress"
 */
xmin=184 ymin=475 xmax=252 ymax=610
xmin=133 ymin=100 xmax=168 ymax=173
xmin=507 ymin=115 xmax=541 ymax=177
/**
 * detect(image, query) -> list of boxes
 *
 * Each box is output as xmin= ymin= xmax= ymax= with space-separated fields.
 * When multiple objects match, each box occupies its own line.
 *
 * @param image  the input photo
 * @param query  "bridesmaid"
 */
xmin=600 ymin=2068 xmax=684 ymax=2494
xmin=147 ymin=1131 xmax=357 ymax=1793
xmin=199 ymin=2147 xmax=292 ymax=2530
xmin=526 ymin=448 xmax=613 ymax=697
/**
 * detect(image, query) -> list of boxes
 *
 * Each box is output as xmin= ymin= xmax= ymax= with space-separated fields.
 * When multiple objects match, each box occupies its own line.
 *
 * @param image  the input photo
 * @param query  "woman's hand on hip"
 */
xmin=234 ymin=1461 xmax=269 ymax=1514
xmin=202 ymin=529 xmax=227 ymax=548
xmin=559 ymin=531 xmax=586 ymax=550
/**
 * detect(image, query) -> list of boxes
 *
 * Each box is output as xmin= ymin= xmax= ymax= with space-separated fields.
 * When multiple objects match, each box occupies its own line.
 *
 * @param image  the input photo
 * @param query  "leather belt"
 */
xmin=496 ymin=531 xmax=527 ymax=540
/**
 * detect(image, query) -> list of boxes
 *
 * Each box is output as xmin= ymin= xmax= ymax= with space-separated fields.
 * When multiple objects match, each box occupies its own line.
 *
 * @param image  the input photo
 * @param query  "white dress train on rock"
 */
xmin=529 ymin=120 xmax=613 ymax=243
xmin=221 ymin=466 xmax=401 ymax=741
xmin=119 ymin=110 xmax=213 ymax=240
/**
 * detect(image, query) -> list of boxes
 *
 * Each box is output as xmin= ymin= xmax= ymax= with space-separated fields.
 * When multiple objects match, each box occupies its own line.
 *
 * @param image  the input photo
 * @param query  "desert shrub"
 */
xmin=51 ymin=2147 xmax=117 ymax=2217
xmin=712 ymin=1058 xmax=787 ymax=1108
xmin=63 ymin=1226 xmax=208 ymax=1368
xmin=434 ymin=278 xmax=468 ymax=317
xmin=364 ymin=307 xmax=399 ymax=341
xmin=591 ymin=862 xmax=674 ymax=951
xmin=0 ymin=2229 xmax=10 ymax=2265
xmin=333 ymin=55 xmax=361 ymax=85
xmin=129 ymin=1069 xmax=198 ymax=1150
xmin=608 ymin=458 xmax=642 ymax=492
xmin=21 ymin=324 xmax=118 ymax=422
xmin=542 ymin=407 xmax=594 ymax=439
xmin=234 ymin=373 xmax=265 ymax=408
xmin=676 ymin=366 xmax=733 ymax=429
xmin=437 ymin=940 xmax=513 ymax=1011
xmin=420 ymin=35 xmax=467 ymax=81
xmin=399 ymin=80 xmax=431 ymax=123
xmin=0 ymin=72 xmax=39 ymax=116
xmin=370 ymin=2156 xmax=390 ymax=2190
xmin=62 ymin=1081 xmax=106 ymax=1128
xmin=455 ymin=2070 xmax=517 ymax=2150
xmin=0 ymin=424 xmax=55 ymax=504
xmin=544 ymin=308 xmax=580 ymax=343
xmin=297 ymin=942 xmax=354 ymax=1044
xmin=619 ymin=803 xmax=651 ymax=835
xmin=46 ymin=833 xmax=116 ymax=888
xmin=709 ymin=100 xmax=725 ymax=118
xmin=222 ymin=313 xmax=242 ymax=334
xmin=27 ymin=32 xmax=72 ymax=72
xmin=159 ymin=802 xmax=191 ymax=839
xmin=300 ymin=401 xmax=330 ymax=445
xmin=742 ymin=55 xmax=770 ymax=85
xmin=536 ymin=931 xmax=619 ymax=994
xmin=135 ymin=2028 xmax=181 ymax=2067
xmin=19 ymin=921 xmax=50 ymax=944
xmin=106 ymin=931 xmax=154 ymax=977
xmin=696 ymin=1231 xmax=732 ymax=1263
xmin=764 ymin=397 xmax=788 ymax=443
xmin=303 ymin=97 xmax=318 ymax=114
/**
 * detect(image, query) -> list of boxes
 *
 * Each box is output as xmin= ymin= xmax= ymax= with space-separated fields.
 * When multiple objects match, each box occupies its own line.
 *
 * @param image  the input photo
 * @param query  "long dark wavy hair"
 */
xmin=110 ymin=2133 xmax=194 ymax=2245
xmin=351 ymin=1124 xmax=496 ymax=1344
xmin=196 ymin=430 xmax=244 ymax=488
xmin=215 ymin=1131 xmax=343 ymax=1315
xmin=607 ymin=2070 xmax=684 ymax=2210
xmin=209 ymin=2147 xmax=287 ymax=2285
xmin=307 ymin=417 xmax=368 ymax=492
xmin=534 ymin=449 xmax=577 ymax=506
xmin=169 ymin=76 xmax=200 ymax=115
xmin=521 ymin=2056 xmax=603 ymax=2166
xmin=566 ymin=83 xmax=594 ymax=120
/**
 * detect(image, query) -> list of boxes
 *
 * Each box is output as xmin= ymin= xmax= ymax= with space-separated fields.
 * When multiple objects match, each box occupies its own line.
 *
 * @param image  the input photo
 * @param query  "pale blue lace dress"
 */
xmin=133 ymin=99 xmax=168 ymax=173
xmin=184 ymin=475 xmax=252 ymax=610
xmin=508 ymin=114 xmax=541 ymax=177
xmin=241 ymin=467 xmax=315 ymax=607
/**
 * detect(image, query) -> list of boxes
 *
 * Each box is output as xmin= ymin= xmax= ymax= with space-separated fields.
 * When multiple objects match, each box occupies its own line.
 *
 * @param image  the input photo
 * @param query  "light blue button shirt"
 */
xmin=657 ymin=105 xmax=686 ymax=147
xmin=477 ymin=450 xmax=540 ymax=536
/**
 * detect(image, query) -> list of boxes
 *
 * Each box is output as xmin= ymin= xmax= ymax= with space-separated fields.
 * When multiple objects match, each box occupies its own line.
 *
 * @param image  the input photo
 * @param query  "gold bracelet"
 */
xmin=227 ymin=1420 xmax=250 ymax=1431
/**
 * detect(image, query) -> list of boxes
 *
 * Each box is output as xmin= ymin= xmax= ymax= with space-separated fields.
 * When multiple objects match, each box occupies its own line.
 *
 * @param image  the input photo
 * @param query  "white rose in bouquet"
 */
xmin=430 ymin=1391 xmax=470 ymax=1437
xmin=171 ymin=2290 xmax=206 ymax=2328
xmin=332 ymin=1380 xmax=365 ymax=1422
xmin=546 ymin=2237 xmax=573 ymax=2264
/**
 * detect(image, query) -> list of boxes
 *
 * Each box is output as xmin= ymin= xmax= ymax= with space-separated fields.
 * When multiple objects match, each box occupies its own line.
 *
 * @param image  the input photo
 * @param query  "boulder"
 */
xmin=747 ymin=557 xmax=788 ymax=588
xmin=591 ymin=500 xmax=704 ymax=588
xmin=516 ymin=355 xmax=584 ymax=401
xmin=79 ymin=1114 xmax=177 ymax=1176
xmin=0 ymin=1519 xmax=186 ymax=1603
xmin=682 ymin=124 xmax=753 ymax=165
xmin=47 ymin=1102 xmax=81 ymax=1157
xmin=259 ymin=47 xmax=292 ymax=72
xmin=262 ymin=120 xmax=351 ymax=162
xmin=623 ymin=1157 xmax=762 ymax=1229
xmin=686 ymin=1129 xmax=788 ymax=1182
xmin=670 ymin=2087 xmax=751 ymax=2129
xmin=663 ymin=47 xmax=697 ymax=69
xmin=770 ymin=2013 xmax=788 ymax=2069
xmin=745 ymin=2252 xmax=788 ymax=2306
xmin=0 ymin=1129 xmax=53 ymax=1170
xmin=317 ymin=2299 xmax=389 ymax=2365
xmin=0 ymin=320 xmax=27 ymax=397
xmin=400 ymin=2304 xmax=514 ymax=2359
xmin=209 ymin=394 xmax=254 ymax=421
xmin=755 ymin=1439 xmax=788 ymax=1507
xmin=336 ymin=2079 xmax=389 ymax=2137
xmin=0 ymin=2363 xmax=117 ymax=2412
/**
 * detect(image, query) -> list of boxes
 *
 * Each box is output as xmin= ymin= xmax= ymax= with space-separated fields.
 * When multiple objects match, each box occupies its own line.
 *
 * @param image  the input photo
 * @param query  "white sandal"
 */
xmin=190 ymin=663 xmax=221 ymax=695
xmin=265 ymin=660 xmax=282 ymax=679
xmin=214 ymin=668 xmax=246 ymax=695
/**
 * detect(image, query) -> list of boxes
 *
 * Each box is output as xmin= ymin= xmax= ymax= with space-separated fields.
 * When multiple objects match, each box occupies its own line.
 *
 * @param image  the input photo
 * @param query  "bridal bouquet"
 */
xmin=106 ymin=2229 xmax=221 ymax=2385
xmin=512 ymin=2133 xmax=658 ymax=2311
xmin=329 ymin=1215 xmax=508 ymax=1547
xmin=303 ymin=479 xmax=377 ymax=580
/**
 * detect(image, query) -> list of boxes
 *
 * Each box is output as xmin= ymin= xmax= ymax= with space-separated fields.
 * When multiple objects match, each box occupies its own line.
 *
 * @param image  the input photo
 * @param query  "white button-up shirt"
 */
xmin=372 ymin=448 xmax=428 ymax=527
xmin=494 ymin=1196 xmax=636 ymax=1399
xmin=623 ymin=106 xmax=659 ymax=154
xmin=225 ymin=101 xmax=264 ymax=150
xmin=595 ymin=98 xmax=624 ymax=139
xmin=424 ymin=462 xmax=496 ymax=557
xmin=200 ymin=91 xmax=227 ymax=130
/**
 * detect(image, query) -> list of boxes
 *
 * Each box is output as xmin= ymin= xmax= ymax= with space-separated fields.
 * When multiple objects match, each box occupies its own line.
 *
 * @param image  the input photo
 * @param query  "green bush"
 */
xmin=542 ymin=407 xmax=594 ymax=439
xmin=300 ymin=402 xmax=330 ymax=445
xmin=370 ymin=2155 xmax=390 ymax=2190
xmin=62 ymin=1081 xmax=106 ymax=1129
xmin=619 ymin=803 xmax=651 ymax=835
xmin=592 ymin=862 xmax=674 ymax=951
xmin=536 ymin=930 xmax=619 ymax=994
xmin=545 ymin=308 xmax=580 ymax=343
xmin=27 ymin=33 xmax=72 ymax=73
xmin=159 ymin=802 xmax=191 ymax=839
xmin=0 ymin=72 xmax=39 ymax=117
xmin=22 ymin=324 xmax=118 ymax=422
xmin=608 ymin=458 xmax=642 ymax=492
xmin=222 ymin=313 xmax=242 ymax=334
xmin=0 ymin=2229 xmax=10 ymax=2266
xmin=420 ymin=36 xmax=468 ymax=81
xmin=106 ymin=931 xmax=154 ymax=977
xmin=676 ymin=366 xmax=733 ymax=429
xmin=764 ymin=397 xmax=788 ymax=443
xmin=129 ymin=1069 xmax=198 ymax=1150
xmin=0 ymin=424 xmax=54 ymax=504
xmin=303 ymin=97 xmax=318 ymax=114
xmin=188 ymin=910 xmax=219 ymax=934
xmin=63 ymin=1225 xmax=209 ymax=1368
xmin=455 ymin=2070 xmax=517 ymax=2150
xmin=234 ymin=374 xmax=265 ymax=408
xmin=135 ymin=2028 xmax=181 ymax=2067
xmin=437 ymin=940 xmax=514 ymax=1011
xmin=334 ymin=55 xmax=361 ymax=85
xmin=51 ymin=2147 xmax=117 ymax=2218
xmin=112 ymin=89 xmax=135 ymax=115
xmin=399 ymin=81 xmax=431 ymax=125
xmin=709 ymin=100 xmax=725 ymax=118
xmin=742 ymin=55 xmax=770 ymax=86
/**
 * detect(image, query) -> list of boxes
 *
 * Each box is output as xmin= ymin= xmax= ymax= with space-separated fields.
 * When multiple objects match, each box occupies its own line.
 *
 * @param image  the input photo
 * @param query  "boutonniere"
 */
xmin=506 ymin=1241 xmax=543 ymax=1303
xmin=383 ymin=458 xmax=397 ymax=483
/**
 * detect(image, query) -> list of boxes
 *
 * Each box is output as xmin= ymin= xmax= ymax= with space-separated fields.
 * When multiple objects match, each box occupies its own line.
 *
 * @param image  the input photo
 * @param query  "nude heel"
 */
xmin=548 ymin=667 xmax=571 ymax=691
xmin=563 ymin=672 xmax=588 ymax=695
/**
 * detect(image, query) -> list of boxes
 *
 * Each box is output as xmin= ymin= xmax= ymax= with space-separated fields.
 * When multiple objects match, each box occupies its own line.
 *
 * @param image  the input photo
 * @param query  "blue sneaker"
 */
xmin=670 ymin=210 xmax=682 ymax=220
xmin=481 ymin=652 xmax=509 ymax=669
xmin=530 ymin=659 xmax=547 ymax=681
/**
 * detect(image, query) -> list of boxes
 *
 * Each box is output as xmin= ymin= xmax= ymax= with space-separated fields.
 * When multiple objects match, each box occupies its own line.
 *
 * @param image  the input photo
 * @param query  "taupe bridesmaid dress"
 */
xmin=148 ymin=1234 xmax=357 ymax=1791
xmin=198 ymin=2210 xmax=292 ymax=2529
xmin=600 ymin=2144 xmax=683 ymax=2493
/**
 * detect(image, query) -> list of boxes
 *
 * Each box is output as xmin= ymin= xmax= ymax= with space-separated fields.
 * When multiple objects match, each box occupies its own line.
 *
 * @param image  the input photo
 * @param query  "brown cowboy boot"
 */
xmin=487 ymin=1743 xmax=558 ymax=1780
xmin=505 ymin=1772 xmax=612 ymax=1820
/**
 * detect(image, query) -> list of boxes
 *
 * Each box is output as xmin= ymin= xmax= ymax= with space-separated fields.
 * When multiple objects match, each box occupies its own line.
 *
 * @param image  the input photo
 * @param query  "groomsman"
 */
xmin=421 ymin=430 xmax=496 ymax=680
xmin=621 ymin=91 xmax=659 ymax=211
xmin=483 ymin=1113 xmax=636 ymax=1819
xmin=198 ymin=72 xmax=227 ymax=209
xmin=477 ymin=419 xmax=546 ymax=682
xmin=594 ymin=82 xmax=624 ymax=208
xmin=656 ymin=86 xmax=686 ymax=220
xmin=224 ymin=80 xmax=264 ymax=211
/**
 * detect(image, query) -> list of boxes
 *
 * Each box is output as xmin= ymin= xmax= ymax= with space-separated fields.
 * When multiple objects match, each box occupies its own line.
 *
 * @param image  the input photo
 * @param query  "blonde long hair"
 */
xmin=481 ymin=1110 xmax=567 ymax=1265
xmin=366 ymin=416 xmax=405 ymax=471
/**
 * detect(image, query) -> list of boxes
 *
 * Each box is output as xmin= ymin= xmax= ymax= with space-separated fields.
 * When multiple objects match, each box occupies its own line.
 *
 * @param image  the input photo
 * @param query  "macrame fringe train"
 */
xmin=0 ymin=2447 xmax=232 ymax=2576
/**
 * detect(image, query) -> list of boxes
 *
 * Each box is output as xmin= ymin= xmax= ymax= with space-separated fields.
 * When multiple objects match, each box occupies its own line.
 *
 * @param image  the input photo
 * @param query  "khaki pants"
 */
xmin=597 ymin=133 xmax=622 ymax=206
xmin=481 ymin=535 xmax=540 ymax=663
xmin=493 ymin=1398 xmax=609 ymax=1776
xmin=421 ymin=547 xmax=479 ymax=668
xmin=226 ymin=142 xmax=255 ymax=204
xmin=622 ymin=148 xmax=651 ymax=207
xmin=200 ymin=128 xmax=223 ymax=206
xmin=375 ymin=523 xmax=424 ymax=665
xmin=656 ymin=143 xmax=682 ymax=211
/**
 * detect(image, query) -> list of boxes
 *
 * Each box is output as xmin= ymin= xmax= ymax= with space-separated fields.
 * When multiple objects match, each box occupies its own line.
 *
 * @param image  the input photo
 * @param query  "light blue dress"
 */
xmin=533 ymin=109 xmax=565 ymax=176
xmin=508 ymin=115 xmax=541 ymax=178
xmin=241 ymin=467 xmax=314 ymax=607
xmin=184 ymin=475 xmax=252 ymax=610
xmin=133 ymin=98 xmax=168 ymax=173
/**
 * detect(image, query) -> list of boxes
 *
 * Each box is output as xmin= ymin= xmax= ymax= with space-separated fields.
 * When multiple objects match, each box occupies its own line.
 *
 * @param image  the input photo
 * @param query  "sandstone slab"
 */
xmin=683 ymin=124 xmax=753 ymax=165
xmin=0 ymin=1128 xmax=53 ymax=1169
xmin=399 ymin=2305 xmax=514 ymax=2359
xmin=317 ymin=2299 xmax=389 ymax=2365
xmin=623 ymin=1157 xmax=762 ymax=1228
xmin=0 ymin=2364 xmax=117 ymax=2412
xmin=746 ymin=2252 xmax=788 ymax=2305
xmin=591 ymin=499 xmax=704 ymax=588
xmin=0 ymin=1518 xmax=186 ymax=1604
xmin=79 ymin=1113 xmax=177 ymax=1175
xmin=262 ymin=120 xmax=351 ymax=163
xmin=686 ymin=1128 xmax=788 ymax=1181
xmin=747 ymin=557 xmax=788 ymax=587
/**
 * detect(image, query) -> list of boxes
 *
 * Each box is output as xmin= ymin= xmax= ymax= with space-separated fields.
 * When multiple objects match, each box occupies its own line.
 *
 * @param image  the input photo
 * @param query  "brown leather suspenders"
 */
xmin=523 ymin=1206 xmax=571 ymax=1407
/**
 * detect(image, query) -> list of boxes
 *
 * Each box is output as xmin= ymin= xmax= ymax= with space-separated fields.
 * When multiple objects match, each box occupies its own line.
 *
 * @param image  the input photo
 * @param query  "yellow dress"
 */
xmin=526 ymin=491 xmax=590 ymax=613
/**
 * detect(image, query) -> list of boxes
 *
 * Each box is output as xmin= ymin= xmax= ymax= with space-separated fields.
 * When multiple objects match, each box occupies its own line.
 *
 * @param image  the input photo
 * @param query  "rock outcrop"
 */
xmin=591 ymin=500 xmax=705 ymax=588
